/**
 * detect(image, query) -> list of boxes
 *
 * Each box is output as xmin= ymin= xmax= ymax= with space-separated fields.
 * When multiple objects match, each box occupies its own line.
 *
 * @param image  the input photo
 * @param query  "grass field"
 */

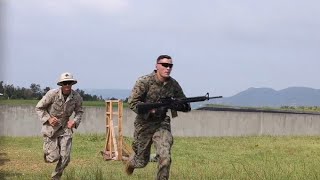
xmin=2 ymin=134 xmax=320 ymax=180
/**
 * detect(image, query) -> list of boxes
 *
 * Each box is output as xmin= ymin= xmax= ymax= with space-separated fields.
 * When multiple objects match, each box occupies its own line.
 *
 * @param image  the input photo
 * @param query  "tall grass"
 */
xmin=2 ymin=135 xmax=320 ymax=179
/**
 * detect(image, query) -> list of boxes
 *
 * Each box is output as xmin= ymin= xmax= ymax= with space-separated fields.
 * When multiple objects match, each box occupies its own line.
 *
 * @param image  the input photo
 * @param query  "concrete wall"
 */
xmin=1 ymin=105 xmax=320 ymax=137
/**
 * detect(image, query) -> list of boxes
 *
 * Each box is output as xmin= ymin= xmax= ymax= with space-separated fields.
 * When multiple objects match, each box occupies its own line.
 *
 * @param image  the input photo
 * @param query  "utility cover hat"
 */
xmin=57 ymin=72 xmax=77 ymax=86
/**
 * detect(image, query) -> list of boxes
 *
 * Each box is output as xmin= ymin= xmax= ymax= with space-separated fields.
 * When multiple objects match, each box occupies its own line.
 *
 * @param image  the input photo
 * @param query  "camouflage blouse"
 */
xmin=35 ymin=88 xmax=83 ymax=137
xmin=128 ymin=71 xmax=187 ymax=118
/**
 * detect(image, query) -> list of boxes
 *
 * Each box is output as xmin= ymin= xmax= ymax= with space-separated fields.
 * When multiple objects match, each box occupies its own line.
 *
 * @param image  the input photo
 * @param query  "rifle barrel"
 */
xmin=208 ymin=96 xmax=223 ymax=100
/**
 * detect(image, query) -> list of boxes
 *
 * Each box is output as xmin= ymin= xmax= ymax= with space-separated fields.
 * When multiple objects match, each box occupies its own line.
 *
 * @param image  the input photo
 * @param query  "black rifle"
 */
xmin=136 ymin=93 xmax=223 ymax=114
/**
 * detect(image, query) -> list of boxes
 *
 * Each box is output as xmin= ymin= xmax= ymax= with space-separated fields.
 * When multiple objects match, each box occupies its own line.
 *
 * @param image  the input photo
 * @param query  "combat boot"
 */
xmin=51 ymin=176 xmax=61 ymax=180
xmin=125 ymin=161 xmax=135 ymax=175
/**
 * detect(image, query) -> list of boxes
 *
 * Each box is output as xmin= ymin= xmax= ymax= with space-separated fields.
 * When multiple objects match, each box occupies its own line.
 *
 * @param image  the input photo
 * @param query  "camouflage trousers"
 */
xmin=130 ymin=116 xmax=173 ymax=180
xmin=43 ymin=135 xmax=73 ymax=180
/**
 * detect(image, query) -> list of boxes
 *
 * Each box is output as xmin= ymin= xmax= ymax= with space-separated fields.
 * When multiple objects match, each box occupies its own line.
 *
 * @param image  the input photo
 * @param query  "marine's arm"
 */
xmin=72 ymin=95 xmax=84 ymax=129
xmin=173 ymin=81 xmax=191 ymax=112
xmin=35 ymin=90 xmax=55 ymax=125
xmin=128 ymin=78 xmax=147 ymax=114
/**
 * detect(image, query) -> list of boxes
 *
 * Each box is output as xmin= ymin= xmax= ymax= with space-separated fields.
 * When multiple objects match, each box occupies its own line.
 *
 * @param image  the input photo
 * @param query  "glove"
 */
xmin=172 ymin=103 xmax=191 ymax=112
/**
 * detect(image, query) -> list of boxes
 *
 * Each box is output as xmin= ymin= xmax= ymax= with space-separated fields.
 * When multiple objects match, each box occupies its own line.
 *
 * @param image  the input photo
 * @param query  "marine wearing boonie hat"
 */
xmin=57 ymin=72 xmax=77 ymax=86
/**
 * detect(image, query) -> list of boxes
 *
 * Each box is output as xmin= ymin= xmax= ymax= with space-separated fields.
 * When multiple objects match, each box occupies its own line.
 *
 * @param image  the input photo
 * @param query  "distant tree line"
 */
xmin=0 ymin=81 xmax=104 ymax=101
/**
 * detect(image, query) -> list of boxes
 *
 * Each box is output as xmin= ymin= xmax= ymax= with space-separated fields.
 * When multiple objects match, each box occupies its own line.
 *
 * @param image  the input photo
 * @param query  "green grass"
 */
xmin=2 ymin=135 xmax=320 ymax=179
xmin=0 ymin=99 xmax=128 ymax=108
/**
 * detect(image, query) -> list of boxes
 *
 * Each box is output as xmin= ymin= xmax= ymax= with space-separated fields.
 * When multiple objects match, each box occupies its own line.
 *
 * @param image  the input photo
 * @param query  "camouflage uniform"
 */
xmin=128 ymin=71 xmax=189 ymax=180
xmin=35 ymin=88 xmax=83 ymax=180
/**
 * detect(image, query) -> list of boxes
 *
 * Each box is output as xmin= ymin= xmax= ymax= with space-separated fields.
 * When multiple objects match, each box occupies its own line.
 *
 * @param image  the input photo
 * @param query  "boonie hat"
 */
xmin=57 ymin=72 xmax=77 ymax=86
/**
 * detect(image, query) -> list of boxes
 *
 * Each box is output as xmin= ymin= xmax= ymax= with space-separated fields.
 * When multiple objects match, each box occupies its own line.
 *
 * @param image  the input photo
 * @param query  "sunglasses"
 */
xmin=158 ymin=63 xmax=173 ymax=68
xmin=62 ymin=81 xmax=74 ymax=85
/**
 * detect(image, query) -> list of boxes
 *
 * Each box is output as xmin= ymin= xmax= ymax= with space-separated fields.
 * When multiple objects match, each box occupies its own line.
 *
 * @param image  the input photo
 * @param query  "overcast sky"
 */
xmin=1 ymin=0 xmax=319 ymax=97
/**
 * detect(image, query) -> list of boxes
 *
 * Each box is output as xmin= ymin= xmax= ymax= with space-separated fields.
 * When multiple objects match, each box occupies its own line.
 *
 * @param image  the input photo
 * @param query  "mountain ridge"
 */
xmin=211 ymin=86 xmax=320 ymax=107
xmin=83 ymin=88 xmax=131 ymax=100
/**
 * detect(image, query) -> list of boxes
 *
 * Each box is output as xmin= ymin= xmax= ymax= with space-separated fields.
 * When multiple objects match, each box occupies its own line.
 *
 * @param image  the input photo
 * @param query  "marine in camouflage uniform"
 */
xmin=35 ymin=72 xmax=83 ymax=180
xmin=126 ymin=55 xmax=191 ymax=180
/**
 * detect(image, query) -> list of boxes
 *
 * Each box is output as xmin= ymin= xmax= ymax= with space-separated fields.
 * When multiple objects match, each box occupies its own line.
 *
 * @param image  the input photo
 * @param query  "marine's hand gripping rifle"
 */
xmin=136 ymin=93 xmax=223 ymax=114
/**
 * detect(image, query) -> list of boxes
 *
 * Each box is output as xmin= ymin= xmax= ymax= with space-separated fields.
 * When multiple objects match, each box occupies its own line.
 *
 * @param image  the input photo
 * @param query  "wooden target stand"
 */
xmin=100 ymin=100 xmax=133 ymax=161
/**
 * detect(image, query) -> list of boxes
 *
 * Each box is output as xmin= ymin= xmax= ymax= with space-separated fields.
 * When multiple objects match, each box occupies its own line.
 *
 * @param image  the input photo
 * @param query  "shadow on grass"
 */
xmin=0 ymin=152 xmax=23 ymax=179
